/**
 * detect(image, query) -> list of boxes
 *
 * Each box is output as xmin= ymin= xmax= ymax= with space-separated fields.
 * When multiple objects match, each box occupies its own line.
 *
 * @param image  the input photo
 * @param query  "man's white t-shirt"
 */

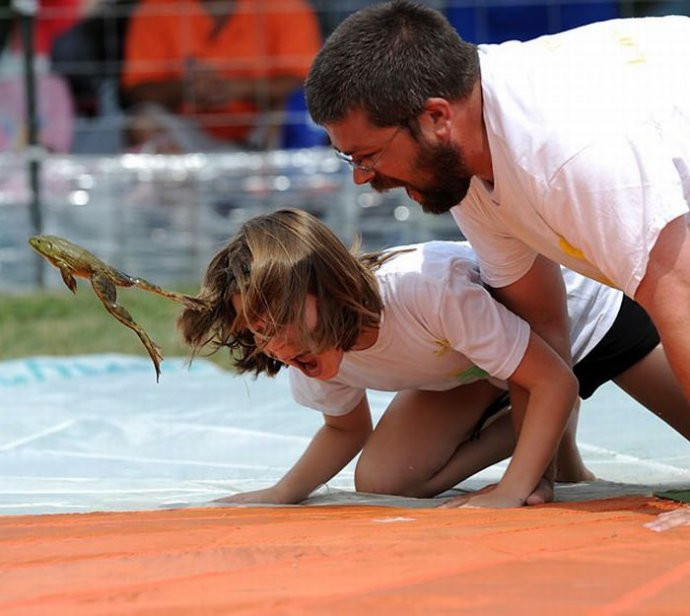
xmin=453 ymin=16 xmax=690 ymax=298
xmin=290 ymin=241 xmax=622 ymax=416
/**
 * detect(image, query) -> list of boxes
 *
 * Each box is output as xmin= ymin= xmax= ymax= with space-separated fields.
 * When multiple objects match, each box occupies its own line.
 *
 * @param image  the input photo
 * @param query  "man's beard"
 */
xmin=370 ymin=141 xmax=472 ymax=215
xmin=413 ymin=141 xmax=472 ymax=215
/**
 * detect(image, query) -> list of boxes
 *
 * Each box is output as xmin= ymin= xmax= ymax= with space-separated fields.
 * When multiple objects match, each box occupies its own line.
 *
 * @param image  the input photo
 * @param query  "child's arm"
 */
xmin=215 ymin=396 xmax=373 ymax=505
xmin=460 ymin=331 xmax=578 ymax=508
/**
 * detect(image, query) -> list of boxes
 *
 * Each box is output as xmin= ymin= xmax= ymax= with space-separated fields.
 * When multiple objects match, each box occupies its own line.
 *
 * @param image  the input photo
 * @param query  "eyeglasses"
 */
xmin=333 ymin=125 xmax=403 ymax=173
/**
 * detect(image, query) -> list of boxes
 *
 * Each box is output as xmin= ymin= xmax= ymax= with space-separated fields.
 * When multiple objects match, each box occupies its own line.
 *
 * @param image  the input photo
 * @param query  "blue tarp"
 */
xmin=1 ymin=354 xmax=688 ymax=515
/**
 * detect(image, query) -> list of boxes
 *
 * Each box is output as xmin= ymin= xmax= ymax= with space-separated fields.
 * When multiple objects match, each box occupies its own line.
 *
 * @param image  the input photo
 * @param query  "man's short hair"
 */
xmin=305 ymin=0 xmax=479 ymax=127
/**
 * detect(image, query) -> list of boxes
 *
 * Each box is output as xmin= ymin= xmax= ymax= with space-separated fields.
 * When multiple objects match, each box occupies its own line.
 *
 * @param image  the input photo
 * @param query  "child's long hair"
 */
xmin=178 ymin=208 xmax=393 ymax=377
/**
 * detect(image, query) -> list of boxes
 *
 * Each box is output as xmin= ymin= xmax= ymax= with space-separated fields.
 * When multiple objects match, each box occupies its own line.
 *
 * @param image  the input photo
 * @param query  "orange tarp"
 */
xmin=2 ymin=496 xmax=689 ymax=615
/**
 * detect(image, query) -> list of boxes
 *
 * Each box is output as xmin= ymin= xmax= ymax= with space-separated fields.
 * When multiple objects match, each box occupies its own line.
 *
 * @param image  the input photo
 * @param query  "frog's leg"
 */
xmin=58 ymin=267 xmax=78 ymax=293
xmin=50 ymin=257 xmax=78 ymax=293
xmin=119 ymin=272 xmax=207 ymax=311
xmin=90 ymin=272 xmax=163 ymax=382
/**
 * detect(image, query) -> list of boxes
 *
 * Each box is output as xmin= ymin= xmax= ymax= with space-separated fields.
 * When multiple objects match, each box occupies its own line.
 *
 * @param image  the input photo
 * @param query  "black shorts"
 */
xmin=573 ymin=295 xmax=660 ymax=399
xmin=470 ymin=296 xmax=659 ymax=438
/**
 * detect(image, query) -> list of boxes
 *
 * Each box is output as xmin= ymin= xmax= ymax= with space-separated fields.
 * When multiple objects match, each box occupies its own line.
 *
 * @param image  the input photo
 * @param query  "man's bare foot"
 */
xmin=556 ymin=464 xmax=596 ymax=483
xmin=555 ymin=451 xmax=596 ymax=483
xmin=525 ymin=477 xmax=554 ymax=506
xmin=555 ymin=406 xmax=596 ymax=482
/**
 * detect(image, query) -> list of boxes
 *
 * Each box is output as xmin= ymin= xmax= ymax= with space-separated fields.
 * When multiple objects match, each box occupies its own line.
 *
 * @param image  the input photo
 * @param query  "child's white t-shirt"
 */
xmin=453 ymin=16 xmax=690 ymax=298
xmin=289 ymin=241 xmax=622 ymax=416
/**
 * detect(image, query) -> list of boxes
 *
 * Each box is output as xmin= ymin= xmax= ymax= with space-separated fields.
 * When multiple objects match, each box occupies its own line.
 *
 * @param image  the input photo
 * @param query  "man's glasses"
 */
xmin=333 ymin=125 xmax=403 ymax=173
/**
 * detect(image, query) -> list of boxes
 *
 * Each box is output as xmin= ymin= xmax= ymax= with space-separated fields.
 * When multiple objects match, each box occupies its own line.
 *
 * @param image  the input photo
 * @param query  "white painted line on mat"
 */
xmin=0 ymin=420 xmax=77 ymax=451
xmin=580 ymin=443 xmax=690 ymax=476
xmin=31 ymin=448 xmax=295 ymax=471
xmin=165 ymin=422 xmax=312 ymax=443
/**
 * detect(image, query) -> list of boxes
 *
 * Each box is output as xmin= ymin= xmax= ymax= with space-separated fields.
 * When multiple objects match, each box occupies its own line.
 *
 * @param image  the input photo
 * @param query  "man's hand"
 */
xmin=438 ymin=476 xmax=556 ymax=509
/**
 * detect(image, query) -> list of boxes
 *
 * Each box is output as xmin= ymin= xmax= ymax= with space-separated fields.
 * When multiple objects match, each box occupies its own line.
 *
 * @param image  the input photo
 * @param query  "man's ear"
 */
xmin=418 ymin=97 xmax=453 ymax=141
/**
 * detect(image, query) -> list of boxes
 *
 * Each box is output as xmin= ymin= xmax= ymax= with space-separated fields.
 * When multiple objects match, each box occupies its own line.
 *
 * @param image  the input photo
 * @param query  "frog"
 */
xmin=28 ymin=234 xmax=207 ymax=381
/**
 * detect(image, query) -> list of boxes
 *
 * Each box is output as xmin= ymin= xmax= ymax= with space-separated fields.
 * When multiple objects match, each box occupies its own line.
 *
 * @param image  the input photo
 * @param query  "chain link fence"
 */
xmin=0 ymin=148 xmax=461 ymax=291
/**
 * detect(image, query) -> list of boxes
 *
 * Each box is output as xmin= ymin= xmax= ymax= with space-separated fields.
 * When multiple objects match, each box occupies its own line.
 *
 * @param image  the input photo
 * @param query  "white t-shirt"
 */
xmin=453 ymin=16 xmax=690 ymax=298
xmin=290 ymin=241 xmax=622 ymax=415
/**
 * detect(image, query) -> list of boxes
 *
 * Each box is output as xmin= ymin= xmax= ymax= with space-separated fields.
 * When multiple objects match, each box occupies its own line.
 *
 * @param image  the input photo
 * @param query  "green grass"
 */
xmin=0 ymin=286 xmax=231 ymax=368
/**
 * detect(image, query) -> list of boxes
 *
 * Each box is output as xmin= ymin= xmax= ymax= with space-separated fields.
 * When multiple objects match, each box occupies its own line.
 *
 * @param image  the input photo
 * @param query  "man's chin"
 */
xmin=419 ymin=194 xmax=463 ymax=215
xmin=419 ymin=184 xmax=471 ymax=215
xmin=401 ymin=186 xmax=453 ymax=213
xmin=371 ymin=177 xmax=469 ymax=214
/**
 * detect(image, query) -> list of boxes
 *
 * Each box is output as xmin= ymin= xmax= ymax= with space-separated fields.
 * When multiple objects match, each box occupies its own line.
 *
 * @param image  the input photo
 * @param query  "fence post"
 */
xmin=13 ymin=0 xmax=44 ymax=287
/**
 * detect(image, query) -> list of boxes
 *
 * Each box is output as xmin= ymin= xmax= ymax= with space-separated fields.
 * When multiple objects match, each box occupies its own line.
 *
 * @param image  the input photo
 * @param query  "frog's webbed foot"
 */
xmin=90 ymin=273 xmax=163 ymax=381
xmin=58 ymin=266 xmax=78 ymax=294
xmin=129 ymin=276 xmax=208 ymax=311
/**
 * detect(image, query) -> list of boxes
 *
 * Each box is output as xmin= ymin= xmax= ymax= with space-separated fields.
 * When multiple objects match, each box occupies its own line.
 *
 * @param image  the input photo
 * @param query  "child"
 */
xmin=179 ymin=209 xmax=689 ymax=508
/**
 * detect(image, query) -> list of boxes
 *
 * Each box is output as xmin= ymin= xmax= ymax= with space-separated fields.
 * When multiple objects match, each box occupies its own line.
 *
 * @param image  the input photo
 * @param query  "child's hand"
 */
xmin=458 ymin=488 xmax=526 ymax=509
xmin=643 ymin=507 xmax=690 ymax=532
xmin=437 ymin=483 xmax=497 ymax=508
xmin=213 ymin=486 xmax=292 ymax=506
xmin=443 ymin=483 xmax=526 ymax=509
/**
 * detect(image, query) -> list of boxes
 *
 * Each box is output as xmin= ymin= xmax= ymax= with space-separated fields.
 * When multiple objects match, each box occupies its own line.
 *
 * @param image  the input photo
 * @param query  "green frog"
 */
xmin=29 ymin=234 xmax=207 ymax=381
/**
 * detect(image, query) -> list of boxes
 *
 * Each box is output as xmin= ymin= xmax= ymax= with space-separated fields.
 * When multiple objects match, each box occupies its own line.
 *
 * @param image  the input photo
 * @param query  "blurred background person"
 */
xmin=51 ymin=0 xmax=138 ymax=120
xmin=119 ymin=0 xmax=322 ymax=153
xmin=0 ymin=0 xmax=81 ymax=153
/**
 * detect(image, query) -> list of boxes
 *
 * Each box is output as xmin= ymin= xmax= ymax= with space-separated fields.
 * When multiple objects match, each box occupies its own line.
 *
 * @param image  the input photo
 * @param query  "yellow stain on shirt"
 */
xmin=558 ymin=236 xmax=587 ymax=260
xmin=557 ymin=236 xmax=616 ymax=288
xmin=433 ymin=338 xmax=453 ymax=357
xmin=618 ymin=34 xmax=645 ymax=64
xmin=541 ymin=37 xmax=562 ymax=53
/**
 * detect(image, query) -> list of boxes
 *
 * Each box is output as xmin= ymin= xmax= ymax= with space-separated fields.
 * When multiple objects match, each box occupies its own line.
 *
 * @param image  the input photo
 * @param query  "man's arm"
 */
xmin=490 ymin=255 xmax=571 ymax=363
xmin=634 ymin=215 xmax=690 ymax=400
xmin=457 ymin=331 xmax=578 ymax=507
xmin=490 ymin=255 xmax=590 ymax=482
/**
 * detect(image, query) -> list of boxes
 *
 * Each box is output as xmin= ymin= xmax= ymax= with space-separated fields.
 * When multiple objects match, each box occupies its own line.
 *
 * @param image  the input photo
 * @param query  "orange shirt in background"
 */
xmin=121 ymin=0 xmax=322 ymax=143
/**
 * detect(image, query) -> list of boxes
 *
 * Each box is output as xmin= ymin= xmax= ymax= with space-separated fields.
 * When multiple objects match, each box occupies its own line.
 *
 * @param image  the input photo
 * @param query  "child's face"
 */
xmin=232 ymin=293 xmax=344 ymax=380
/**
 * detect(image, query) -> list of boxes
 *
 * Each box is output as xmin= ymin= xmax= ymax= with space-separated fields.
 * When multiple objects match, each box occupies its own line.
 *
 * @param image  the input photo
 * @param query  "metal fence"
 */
xmin=0 ymin=147 xmax=461 ymax=291
xmin=2 ymin=0 xmax=686 ymax=291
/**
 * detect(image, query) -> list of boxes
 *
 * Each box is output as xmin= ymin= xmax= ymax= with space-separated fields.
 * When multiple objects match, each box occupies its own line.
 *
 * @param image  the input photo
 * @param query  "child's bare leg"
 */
xmin=613 ymin=344 xmax=690 ymax=440
xmin=354 ymin=381 xmax=517 ymax=498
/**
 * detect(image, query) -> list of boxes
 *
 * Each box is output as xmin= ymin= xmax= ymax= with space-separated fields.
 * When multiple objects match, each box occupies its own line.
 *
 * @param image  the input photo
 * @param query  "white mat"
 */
xmin=1 ymin=355 xmax=688 ymax=515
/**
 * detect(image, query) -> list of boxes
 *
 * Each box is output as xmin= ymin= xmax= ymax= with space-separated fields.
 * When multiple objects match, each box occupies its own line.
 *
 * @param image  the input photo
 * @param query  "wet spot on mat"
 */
xmin=371 ymin=516 xmax=416 ymax=523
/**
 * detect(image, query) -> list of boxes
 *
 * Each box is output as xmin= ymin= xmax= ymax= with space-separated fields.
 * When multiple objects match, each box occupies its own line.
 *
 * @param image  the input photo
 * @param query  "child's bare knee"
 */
xmin=355 ymin=458 xmax=422 ymax=497
xmin=355 ymin=457 xmax=394 ymax=494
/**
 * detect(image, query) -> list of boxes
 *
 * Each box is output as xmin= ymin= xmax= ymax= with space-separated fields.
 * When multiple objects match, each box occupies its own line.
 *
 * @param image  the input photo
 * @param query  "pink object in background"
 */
xmin=0 ymin=73 xmax=74 ymax=152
